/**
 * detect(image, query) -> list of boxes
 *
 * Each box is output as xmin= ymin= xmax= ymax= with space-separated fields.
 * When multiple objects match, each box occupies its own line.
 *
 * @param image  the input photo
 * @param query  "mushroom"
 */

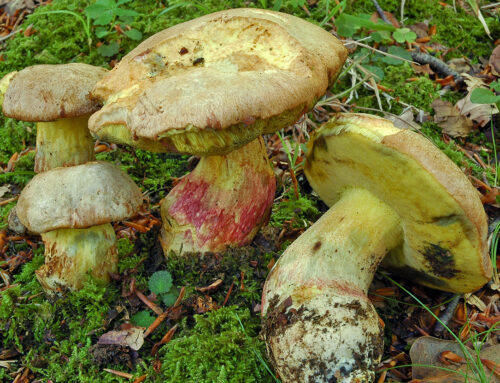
xmin=16 ymin=161 xmax=143 ymax=295
xmin=261 ymin=113 xmax=492 ymax=382
xmin=2 ymin=63 xmax=108 ymax=173
xmin=88 ymin=8 xmax=347 ymax=254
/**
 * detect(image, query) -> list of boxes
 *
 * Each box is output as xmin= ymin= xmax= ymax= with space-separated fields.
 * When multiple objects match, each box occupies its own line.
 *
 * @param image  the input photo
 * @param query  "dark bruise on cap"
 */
xmin=2 ymin=63 xmax=108 ymax=122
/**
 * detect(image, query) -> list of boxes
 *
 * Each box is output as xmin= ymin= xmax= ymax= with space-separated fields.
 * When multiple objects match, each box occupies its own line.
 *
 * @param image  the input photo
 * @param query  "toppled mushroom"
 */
xmin=16 ymin=161 xmax=143 ymax=296
xmin=2 ymin=63 xmax=108 ymax=173
xmin=262 ymin=113 xmax=492 ymax=382
xmin=88 ymin=8 xmax=347 ymax=254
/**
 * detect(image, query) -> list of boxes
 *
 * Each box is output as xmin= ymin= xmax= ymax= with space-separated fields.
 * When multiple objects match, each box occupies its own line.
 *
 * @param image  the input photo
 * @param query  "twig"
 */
xmin=347 ymin=41 xmax=417 ymax=64
xmin=481 ymin=2 xmax=499 ymax=9
xmin=400 ymin=0 xmax=406 ymax=22
xmin=223 ymin=282 xmax=235 ymax=306
xmin=434 ymin=295 xmax=460 ymax=335
xmin=372 ymin=0 xmax=390 ymax=24
xmin=135 ymin=290 xmax=163 ymax=315
xmin=411 ymin=50 xmax=463 ymax=82
xmin=103 ymin=369 xmax=133 ymax=379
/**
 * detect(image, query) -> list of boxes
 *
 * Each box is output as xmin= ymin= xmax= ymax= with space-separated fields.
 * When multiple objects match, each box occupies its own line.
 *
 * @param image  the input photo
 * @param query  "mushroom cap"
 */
xmin=2 ymin=63 xmax=108 ymax=122
xmin=304 ymin=113 xmax=491 ymax=293
xmin=89 ymin=8 xmax=347 ymax=156
xmin=16 ymin=161 xmax=144 ymax=233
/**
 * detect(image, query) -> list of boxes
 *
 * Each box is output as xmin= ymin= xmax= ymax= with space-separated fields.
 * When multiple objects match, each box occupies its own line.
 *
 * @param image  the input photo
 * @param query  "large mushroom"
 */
xmin=262 ymin=113 xmax=492 ymax=382
xmin=16 ymin=161 xmax=143 ymax=295
xmin=2 ymin=63 xmax=108 ymax=173
xmin=88 ymin=8 xmax=347 ymax=254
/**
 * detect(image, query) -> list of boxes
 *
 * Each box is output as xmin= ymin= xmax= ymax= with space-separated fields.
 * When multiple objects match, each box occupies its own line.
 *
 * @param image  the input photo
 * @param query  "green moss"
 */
xmin=270 ymin=190 xmax=321 ymax=229
xmin=153 ymin=306 xmax=273 ymax=383
xmin=96 ymin=149 xmax=188 ymax=202
xmin=343 ymin=0 xmax=498 ymax=59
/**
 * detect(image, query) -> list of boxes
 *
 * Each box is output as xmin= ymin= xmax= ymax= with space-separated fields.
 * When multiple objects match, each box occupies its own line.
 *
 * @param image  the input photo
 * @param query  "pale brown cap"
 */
xmin=89 ymin=8 xmax=347 ymax=155
xmin=3 ymin=63 xmax=108 ymax=122
xmin=17 ymin=161 xmax=144 ymax=233
xmin=305 ymin=113 xmax=491 ymax=293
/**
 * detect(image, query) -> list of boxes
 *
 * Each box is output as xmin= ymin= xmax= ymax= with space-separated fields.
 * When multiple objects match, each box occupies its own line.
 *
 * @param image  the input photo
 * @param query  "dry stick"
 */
xmin=151 ymin=324 xmax=179 ymax=356
xmin=372 ymin=0 xmax=390 ymax=24
xmin=434 ymin=295 xmax=461 ymax=335
xmin=135 ymin=290 xmax=163 ymax=315
xmin=411 ymin=50 xmax=463 ymax=82
xmin=132 ymin=375 xmax=148 ymax=383
xmin=223 ymin=282 xmax=235 ymax=306
xmin=144 ymin=287 xmax=185 ymax=338
xmin=103 ymin=369 xmax=134 ymax=379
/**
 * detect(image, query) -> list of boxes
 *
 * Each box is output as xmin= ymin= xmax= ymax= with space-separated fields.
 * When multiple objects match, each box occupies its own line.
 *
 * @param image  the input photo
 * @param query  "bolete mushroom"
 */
xmin=16 ymin=161 xmax=143 ymax=295
xmin=2 ymin=63 xmax=108 ymax=173
xmin=262 ymin=113 xmax=492 ymax=382
xmin=88 ymin=8 xmax=347 ymax=254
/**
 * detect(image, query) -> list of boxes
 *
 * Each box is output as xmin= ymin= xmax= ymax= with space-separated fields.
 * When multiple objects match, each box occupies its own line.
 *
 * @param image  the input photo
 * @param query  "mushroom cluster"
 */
xmin=261 ymin=113 xmax=492 ymax=382
xmin=88 ymin=8 xmax=347 ymax=254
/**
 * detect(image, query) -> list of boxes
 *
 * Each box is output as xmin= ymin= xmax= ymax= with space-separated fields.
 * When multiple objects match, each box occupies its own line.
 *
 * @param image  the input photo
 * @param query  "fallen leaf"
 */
xmin=387 ymin=108 xmax=421 ymax=130
xmin=196 ymin=279 xmax=223 ymax=293
xmin=432 ymin=99 xmax=474 ymax=137
xmin=410 ymin=337 xmax=500 ymax=383
xmin=97 ymin=326 xmax=144 ymax=351
xmin=447 ymin=58 xmax=472 ymax=74
xmin=412 ymin=63 xmax=435 ymax=75
xmin=490 ymin=45 xmax=500 ymax=77
xmin=0 ymin=185 xmax=10 ymax=199
xmin=456 ymin=93 xmax=498 ymax=128
xmin=409 ymin=22 xmax=429 ymax=38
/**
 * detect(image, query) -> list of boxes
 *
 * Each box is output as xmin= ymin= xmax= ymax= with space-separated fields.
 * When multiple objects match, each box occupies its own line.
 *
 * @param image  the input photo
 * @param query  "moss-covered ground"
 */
xmin=0 ymin=0 xmax=498 ymax=382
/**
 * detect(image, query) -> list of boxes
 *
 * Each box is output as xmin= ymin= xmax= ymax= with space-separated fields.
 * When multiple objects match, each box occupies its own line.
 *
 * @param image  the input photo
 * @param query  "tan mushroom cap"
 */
xmin=17 ymin=161 xmax=144 ymax=234
xmin=305 ymin=113 xmax=491 ymax=293
xmin=89 ymin=8 xmax=347 ymax=155
xmin=3 ymin=63 xmax=108 ymax=122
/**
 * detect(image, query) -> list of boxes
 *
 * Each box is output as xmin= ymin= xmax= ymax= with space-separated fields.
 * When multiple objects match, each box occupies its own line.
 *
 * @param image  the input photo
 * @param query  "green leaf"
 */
xmin=131 ymin=310 xmax=155 ymax=328
xmin=335 ymin=14 xmax=357 ymax=37
xmin=162 ymin=292 xmax=178 ymax=307
xmin=84 ymin=4 xmax=108 ymax=19
xmin=371 ymin=30 xmax=392 ymax=43
xmin=148 ymin=270 xmax=173 ymax=295
xmin=94 ymin=11 xmax=114 ymax=26
xmin=124 ymin=28 xmax=142 ymax=40
xmin=335 ymin=13 xmax=395 ymax=36
xmin=117 ymin=0 xmax=132 ymax=5
xmin=490 ymin=80 xmax=500 ymax=93
xmin=392 ymin=27 xmax=417 ymax=43
xmin=97 ymin=41 xmax=120 ymax=57
xmin=353 ymin=47 xmax=371 ymax=64
xmin=470 ymin=88 xmax=500 ymax=104
xmin=95 ymin=0 xmax=116 ymax=7
xmin=363 ymin=65 xmax=384 ymax=81
xmin=95 ymin=27 xmax=111 ymax=38
xmin=380 ymin=46 xmax=412 ymax=65
xmin=272 ymin=0 xmax=283 ymax=11
xmin=115 ymin=8 xmax=140 ymax=20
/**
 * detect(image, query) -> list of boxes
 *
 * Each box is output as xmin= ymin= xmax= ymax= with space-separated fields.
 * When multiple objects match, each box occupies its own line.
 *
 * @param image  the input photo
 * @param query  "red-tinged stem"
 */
xmin=160 ymin=137 xmax=276 ymax=254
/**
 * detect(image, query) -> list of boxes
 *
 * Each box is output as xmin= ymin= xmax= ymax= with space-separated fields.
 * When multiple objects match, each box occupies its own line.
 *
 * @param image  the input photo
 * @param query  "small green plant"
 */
xmin=470 ymin=81 xmax=500 ymax=108
xmin=148 ymin=270 xmax=178 ymax=307
xmin=84 ymin=0 xmax=143 ymax=57
xmin=335 ymin=13 xmax=417 ymax=43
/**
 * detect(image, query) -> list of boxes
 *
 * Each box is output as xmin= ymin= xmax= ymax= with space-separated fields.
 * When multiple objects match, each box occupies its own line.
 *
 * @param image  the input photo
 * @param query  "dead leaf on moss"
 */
xmin=432 ymin=99 xmax=473 ymax=137
xmin=387 ymin=109 xmax=421 ymax=130
xmin=0 ymin=185 xmax=10 ymax=199
xmin=490 ymin=45 xmax=500 ymax=77
xmin=412 ymin=63 xmax=435 ymax=75
xmin=97 ymin=326 xmax=144 ymax=351
xmin=409 ymin=22 xmax=429 ymax=38
xmin=447 ymin=58 xmax=472 ymax=74
xmin=410 ymin=337 xmax=500 ymax=383
xmin=456 ymin=93 xmax=498 ymax=128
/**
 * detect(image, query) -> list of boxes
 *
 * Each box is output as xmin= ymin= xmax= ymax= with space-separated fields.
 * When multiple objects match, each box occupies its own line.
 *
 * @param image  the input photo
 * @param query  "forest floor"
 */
xmin=0 ymin=0 xmax=498 ymax=382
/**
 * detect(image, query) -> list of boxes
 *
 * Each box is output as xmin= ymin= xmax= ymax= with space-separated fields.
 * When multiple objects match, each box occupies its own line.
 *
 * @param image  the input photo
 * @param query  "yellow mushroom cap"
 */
xmin=304 ymin=113 xmax=491 ymax=293
xmin=88 ymin=8 xmax=347 ymax=155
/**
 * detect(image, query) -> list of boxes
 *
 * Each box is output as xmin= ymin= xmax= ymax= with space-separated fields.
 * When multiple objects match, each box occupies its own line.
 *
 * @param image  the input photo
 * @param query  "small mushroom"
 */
xmin=262 ymin=113 xmax=492 ymax=382
xmin=2 ymin=63 xmax=108 ymax=173
xmin=16 ymin=161 xmax=143 ymax=296
xmin=88 ymin=8 xmax=347 ymax=254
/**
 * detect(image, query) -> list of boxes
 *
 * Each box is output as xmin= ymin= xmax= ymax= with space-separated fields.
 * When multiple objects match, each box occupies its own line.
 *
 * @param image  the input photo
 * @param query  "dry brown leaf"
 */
xmin=387 ymin=109 xmax=421 ymax=130
xmin=409 ymin=22 xmax=429 ymax=38
xmin=456 ymin=93 xmax=498 ymax=128
xmin=447 ymin=58 xmax=472 ymax=75
xmin=97 ymin=326 xmax=144 ymax=351
xmin=0 ymin=185 xmax=10 ymax=199
xmin=490 ymin=45 xmax=500 ymax=77
xmin=412 ymin=63 xmax=435 ymax=75
xmin=432 ymin=99 xmax=473 ymax=137
xmin=410 ymin=337 xmax=500 ymax=383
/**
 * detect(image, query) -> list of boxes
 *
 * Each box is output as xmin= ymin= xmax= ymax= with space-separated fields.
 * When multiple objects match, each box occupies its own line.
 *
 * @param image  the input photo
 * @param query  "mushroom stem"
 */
xmin=262 ymin=187 xmax=403 ymax=383
xmin=35 ymin=115 xmax=95 ymax=173
xmin=36 ymin=223 xmax=117 ymax=296
xmin=160 ymin=136 xmax=276 ymax=254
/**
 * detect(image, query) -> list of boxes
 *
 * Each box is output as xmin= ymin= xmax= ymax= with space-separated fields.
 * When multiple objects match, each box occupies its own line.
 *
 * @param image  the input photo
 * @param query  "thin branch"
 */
xmin=372 ymin=0 xmax=390 ymax=24
xmin=411 ymin=50 xmax=463 ymax=82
